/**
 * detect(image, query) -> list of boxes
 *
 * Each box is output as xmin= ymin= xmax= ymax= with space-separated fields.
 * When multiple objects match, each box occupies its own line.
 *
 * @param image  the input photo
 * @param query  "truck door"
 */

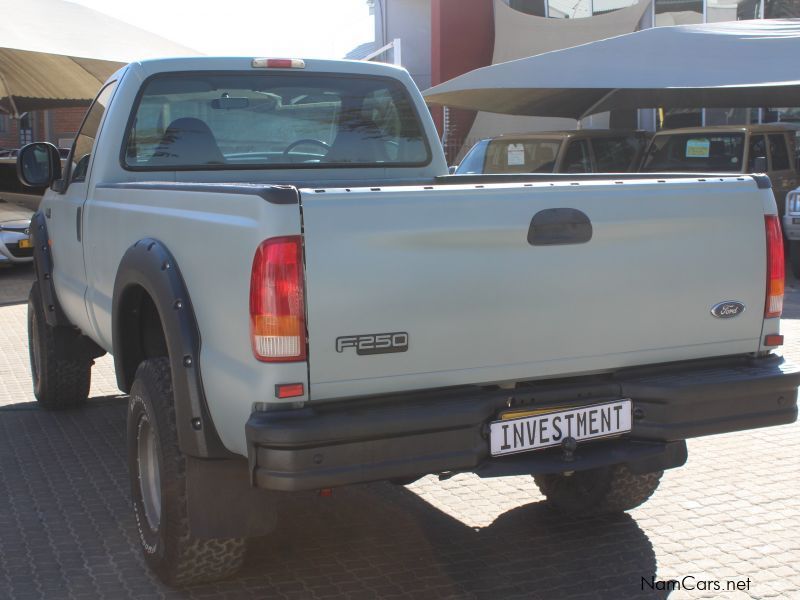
xmin=46 ymin=81 xmax=117 ymax=333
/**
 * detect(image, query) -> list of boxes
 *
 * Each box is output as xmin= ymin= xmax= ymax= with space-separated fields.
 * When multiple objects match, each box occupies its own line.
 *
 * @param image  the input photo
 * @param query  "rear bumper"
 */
xmin=246 ymin=354 xmax=799 ymax=492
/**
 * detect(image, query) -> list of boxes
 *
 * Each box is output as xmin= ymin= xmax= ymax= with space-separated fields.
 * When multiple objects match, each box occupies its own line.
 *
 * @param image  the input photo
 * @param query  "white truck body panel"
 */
xmin=302 ymin=178 xmax=771 ymax=400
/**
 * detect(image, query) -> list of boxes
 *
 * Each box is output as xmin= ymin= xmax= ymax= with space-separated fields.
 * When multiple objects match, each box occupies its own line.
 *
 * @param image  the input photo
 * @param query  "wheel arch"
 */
xmin=112 ymin=238 xmax=232 ymax=458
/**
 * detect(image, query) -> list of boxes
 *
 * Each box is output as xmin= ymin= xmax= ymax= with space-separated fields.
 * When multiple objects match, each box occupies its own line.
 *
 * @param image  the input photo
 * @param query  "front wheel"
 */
xmin=127 ymin=358 xmax=245 ymax=586
xmin=27 ymin=281 xmax=91 ymax=409
xmin=534 ymin=464 xmax=662 ymax=517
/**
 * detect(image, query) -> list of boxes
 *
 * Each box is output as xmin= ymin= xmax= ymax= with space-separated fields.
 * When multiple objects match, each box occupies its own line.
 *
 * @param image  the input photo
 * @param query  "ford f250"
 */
xmin=15 ymin=57 xmax=800 ymax=586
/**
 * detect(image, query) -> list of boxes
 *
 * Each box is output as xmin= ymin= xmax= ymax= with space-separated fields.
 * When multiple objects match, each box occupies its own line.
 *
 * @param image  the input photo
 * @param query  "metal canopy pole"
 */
xmin=0 ymin=71 xmax=20 ymax=118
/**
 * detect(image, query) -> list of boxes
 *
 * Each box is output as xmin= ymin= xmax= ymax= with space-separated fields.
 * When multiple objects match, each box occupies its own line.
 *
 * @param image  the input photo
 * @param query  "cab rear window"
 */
xmin=123 ymin=72 xmax=431 ymax=170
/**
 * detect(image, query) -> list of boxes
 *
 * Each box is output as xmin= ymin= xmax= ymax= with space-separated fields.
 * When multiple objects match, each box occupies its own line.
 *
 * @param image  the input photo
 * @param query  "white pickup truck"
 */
xmin=16 ymin=57 xmax=800 ymax=586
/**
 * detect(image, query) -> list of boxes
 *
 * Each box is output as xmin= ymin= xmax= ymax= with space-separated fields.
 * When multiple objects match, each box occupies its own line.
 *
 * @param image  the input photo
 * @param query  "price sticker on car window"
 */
xmin=686 ymin=138 xmax=710 ymax=158
xmin=507 ymin=143 xmax=525 ymax=166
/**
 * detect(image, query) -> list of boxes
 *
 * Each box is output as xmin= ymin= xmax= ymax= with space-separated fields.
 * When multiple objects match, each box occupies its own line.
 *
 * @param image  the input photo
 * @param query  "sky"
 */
xmin=68 ymin=0 xmax=375 ymax=59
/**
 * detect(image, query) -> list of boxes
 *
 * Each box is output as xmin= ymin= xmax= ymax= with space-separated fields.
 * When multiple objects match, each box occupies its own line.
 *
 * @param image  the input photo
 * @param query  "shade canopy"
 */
xmin=0 ymin=0 xmax=199 ymax=116
xmin=423 ymin=19 xmax=800 ymax=119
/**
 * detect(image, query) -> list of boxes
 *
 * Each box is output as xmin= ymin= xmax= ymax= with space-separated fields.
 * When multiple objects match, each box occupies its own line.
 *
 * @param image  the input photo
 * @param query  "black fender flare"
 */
xmin=112 ymin=238 xmax=232 ymax=458
xmin=30 ymin=211 xmax=70 ymax=327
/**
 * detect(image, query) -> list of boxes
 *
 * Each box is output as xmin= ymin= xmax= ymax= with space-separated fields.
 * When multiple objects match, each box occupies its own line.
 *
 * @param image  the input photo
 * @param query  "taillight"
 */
xmin=765 ymin=215 xmax=784 ymax=319
xmin=250 ymin=236 xmax=307 ymax=362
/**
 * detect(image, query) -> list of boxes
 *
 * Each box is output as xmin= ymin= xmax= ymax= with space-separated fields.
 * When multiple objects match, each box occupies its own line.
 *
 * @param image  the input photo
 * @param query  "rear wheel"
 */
xmin=27 ymin=282 xmax=91 ymax=409
xmin=534 ymin=464 xmax=662 ymax=517
xmin=128 ymin=357 xmax=245 ymax=586
xmin=789 ymin=241 xmax=800 ymax=281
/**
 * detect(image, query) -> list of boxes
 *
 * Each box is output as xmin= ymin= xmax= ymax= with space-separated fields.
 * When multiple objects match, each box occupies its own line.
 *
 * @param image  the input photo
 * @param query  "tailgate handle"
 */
xmin=527 ymin=208 xmax=592 ymax=246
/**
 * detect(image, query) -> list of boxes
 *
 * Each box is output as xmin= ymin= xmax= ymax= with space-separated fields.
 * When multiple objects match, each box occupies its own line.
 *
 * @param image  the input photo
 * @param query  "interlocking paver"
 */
xmin=1 ymin=266 xmax=800 ymax=599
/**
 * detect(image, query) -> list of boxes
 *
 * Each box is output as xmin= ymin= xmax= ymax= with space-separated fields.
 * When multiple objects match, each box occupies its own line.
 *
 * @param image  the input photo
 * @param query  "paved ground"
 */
xmin=1 ymin=256 xmax=799 ymax=599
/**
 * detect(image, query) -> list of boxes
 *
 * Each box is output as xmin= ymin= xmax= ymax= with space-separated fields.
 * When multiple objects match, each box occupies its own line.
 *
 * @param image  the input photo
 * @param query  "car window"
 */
xmin=642 ymin=133 xmax=745 ymax=172
xmin=768 ymin=134 xmax=790 ymax=171
xmin=749 ymin=135 xmax=767 ymax=171
xmin=481 ymin=139 xmax=561 ymax=174
xmin=69 ymin=81 xmax=117 ymax=183
xmin=591 ymin=136 xmax=641 ymax=172
xmin=455 ymin=140 xmax=489 ymax=174
xmin=562 ymin=140 xmax=591 ymax=173
xmin=124 ymin=73 xmax=430 ymax=169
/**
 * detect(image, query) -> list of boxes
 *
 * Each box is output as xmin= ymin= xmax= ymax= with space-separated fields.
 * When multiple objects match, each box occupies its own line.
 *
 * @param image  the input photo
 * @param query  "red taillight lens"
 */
xmin=275 ymin=383 xmax=305 ymax=398
xmin=250 ymin=236 xmax=306 ymax=362
xmin=765 ymin=215 xmax=784 ymax=319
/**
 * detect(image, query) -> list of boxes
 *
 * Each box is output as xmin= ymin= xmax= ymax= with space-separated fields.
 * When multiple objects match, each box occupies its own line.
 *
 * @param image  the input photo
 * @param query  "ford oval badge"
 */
xmin=711 ymin=301 xmax=746 ymax=319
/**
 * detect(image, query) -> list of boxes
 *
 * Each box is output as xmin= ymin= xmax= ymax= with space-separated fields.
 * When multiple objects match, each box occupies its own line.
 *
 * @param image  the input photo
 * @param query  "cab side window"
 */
xmin=748 ymin=135 xmax=767 ymax=171
xmin=562 ymin=140 xmax=591 ymax=173
xmin=69 ymin=82 xmax=117 ymax=184
xmin=768 ymin=134 xmax=790 ymax=171
xmin=591 ymin=136 xmax=641 ymax=172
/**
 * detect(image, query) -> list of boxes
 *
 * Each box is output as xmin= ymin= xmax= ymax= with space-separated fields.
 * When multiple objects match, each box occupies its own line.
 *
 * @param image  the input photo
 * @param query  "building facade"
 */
xmin=352 ymin=0 xmax=800 ymax=161
xmin=1 ymin=106 xmax=87 ymax=151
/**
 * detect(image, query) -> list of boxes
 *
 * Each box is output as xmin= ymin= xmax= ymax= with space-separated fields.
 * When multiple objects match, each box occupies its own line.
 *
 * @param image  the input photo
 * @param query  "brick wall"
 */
xmin=0 ymin=114 xmax=19 ymax=149
xmin=0 ymin=106 xmax=88 ymax=150
xmin=49 ymin=107 xmax=87 ymax=148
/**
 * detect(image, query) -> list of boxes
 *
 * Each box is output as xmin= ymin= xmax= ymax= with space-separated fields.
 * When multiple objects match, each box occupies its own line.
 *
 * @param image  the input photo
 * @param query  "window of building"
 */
xmin=0 ymin=114 xmax=8 ymax=134
xmin=764 ymin=0 xmax=800 ymax=18
xmin=504 ymin=0 xmax=638 ymax=18
xmin=505 ymin=0 xmax=547 ymax=16
xmin=768 ymin=134 xmax=790 ymax=170
xmin=548 ymin=0 xmax=592 ymax=18
xmin=592 ymin=0 xmax=640 ymax=14
xmin=654 ymin=0 xmax=703 ymax=26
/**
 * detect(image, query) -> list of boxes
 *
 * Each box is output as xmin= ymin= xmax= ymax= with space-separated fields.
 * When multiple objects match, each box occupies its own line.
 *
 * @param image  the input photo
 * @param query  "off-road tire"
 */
xmin=534 ymin=464 xmax=662 ymax=517
xmin=790 ymin=240 xmax=800 ymax=281
xmin=27 ymin=281 xmax=91 ymax=409
xmin=127 ymin=357 xmax=245 ymax=586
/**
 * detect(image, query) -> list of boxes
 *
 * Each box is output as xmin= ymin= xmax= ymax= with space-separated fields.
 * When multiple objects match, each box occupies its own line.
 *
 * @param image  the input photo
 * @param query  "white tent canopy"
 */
xmin=423 ymin=19 xmax=800 ymax=119
xmin=0 ymin=0 xmax=199 ymax=116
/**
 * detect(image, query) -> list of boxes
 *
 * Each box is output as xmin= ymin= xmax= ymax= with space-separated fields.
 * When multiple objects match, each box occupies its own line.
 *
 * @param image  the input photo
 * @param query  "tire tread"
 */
xmin=130 ymin=358 xmax=245 ymax=586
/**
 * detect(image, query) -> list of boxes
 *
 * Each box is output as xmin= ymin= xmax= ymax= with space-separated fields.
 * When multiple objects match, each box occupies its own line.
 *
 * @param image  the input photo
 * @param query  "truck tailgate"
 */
xmin=300 ymin=177 xmax=770 ymax=400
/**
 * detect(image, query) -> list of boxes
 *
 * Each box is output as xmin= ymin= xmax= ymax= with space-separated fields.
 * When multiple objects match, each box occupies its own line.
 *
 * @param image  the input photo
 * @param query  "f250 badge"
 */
xmin=336 ymin=332 xmax=409 ymax=355
xmin=711 ymin=301 xmax=745 ymax=319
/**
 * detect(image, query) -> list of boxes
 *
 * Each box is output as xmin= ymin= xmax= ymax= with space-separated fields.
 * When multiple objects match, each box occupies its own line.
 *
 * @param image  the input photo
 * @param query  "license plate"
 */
xmin=18 ymin=238 xmax=32 ymax=249
xmin=489 ymin=399 xmax=632 ymax=457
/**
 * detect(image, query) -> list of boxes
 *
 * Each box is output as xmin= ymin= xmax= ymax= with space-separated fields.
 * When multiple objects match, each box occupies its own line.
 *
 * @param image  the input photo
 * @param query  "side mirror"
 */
xmin=16 ymin=142 xmax=62 ymax=189
xmin=752 ymin=156 xmax=768 ymax=173
xmin=448 ymin=165 xmax=458 ymax=175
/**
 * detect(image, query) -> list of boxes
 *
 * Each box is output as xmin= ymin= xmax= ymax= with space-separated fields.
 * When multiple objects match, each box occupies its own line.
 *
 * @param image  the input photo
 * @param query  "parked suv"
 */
xmin=641 ymin=124 xmax=800 ymax=276
xmin=455 ymin=130 xmax=650 ymax=175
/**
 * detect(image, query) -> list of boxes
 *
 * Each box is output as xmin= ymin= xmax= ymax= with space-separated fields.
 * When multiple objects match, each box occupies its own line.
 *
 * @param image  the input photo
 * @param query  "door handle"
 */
xmin=528 ymin=208 xmax=592 ymax=246
xmin=76 ymin=206 xmax=82 ymax=242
